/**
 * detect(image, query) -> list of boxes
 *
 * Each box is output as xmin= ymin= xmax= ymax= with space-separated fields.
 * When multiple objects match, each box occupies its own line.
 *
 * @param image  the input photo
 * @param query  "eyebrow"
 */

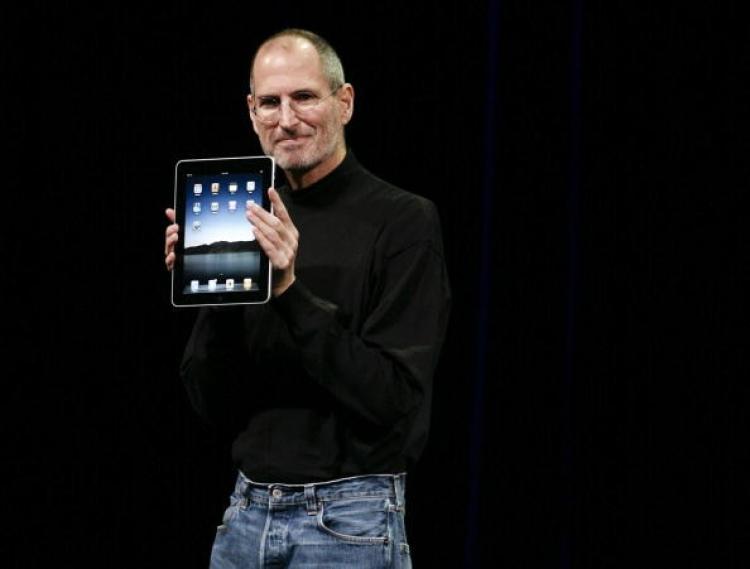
xmin=256 ymin=88 xmax=322 ymax=99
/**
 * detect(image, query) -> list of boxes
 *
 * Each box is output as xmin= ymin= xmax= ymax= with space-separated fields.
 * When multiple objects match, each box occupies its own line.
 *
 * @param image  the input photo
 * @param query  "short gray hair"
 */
xmin=249 ymin=28 xmax=345 ymax=93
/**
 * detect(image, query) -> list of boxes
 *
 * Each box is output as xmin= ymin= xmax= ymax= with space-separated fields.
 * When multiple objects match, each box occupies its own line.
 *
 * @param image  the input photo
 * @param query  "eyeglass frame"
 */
xmin=249 ymin=84 xmax=344 ymax=125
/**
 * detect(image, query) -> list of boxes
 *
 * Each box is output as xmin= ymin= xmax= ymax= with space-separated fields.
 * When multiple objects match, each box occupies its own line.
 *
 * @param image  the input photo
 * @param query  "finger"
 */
xmin=268 ymin=188 xmax=291 ymax=224
xmin=252 ymin=225 xmax=289 ymax=268
xmin=248 ymin=191 xmax=295 ymax=236
xmin=246 ymin=200 xmax=278 ymax=227
xmin=165 ymin=229 xmax=179 ymax=255
xmin=267 ymin=190 xmax=299 ymax=242
xmin=165 ymin=252 xmax=175 ymax=271
xmin=165 ymin=208 xmax=179 ymax=270
xmin=251 ymin=214 xmax=295 ymax=268
xmin=247 ymin=203 xmax=286 ymax=242
xmin=250 ymin=209 xmax=287 ymax=249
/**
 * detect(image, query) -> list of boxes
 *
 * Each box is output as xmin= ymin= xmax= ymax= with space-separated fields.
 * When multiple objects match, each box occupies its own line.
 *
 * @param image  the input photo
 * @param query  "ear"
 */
xmin=247 ymin=93 xmax=260 ymax=135
xmin=338 ymin=83 xmax=355 ymax=126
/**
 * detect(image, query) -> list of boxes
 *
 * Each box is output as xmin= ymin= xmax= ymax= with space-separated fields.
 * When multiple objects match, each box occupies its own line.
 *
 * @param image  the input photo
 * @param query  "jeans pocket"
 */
xmin=316 ymin=498 xmax=389 ymax=544
xmin=217 ymin=494 xmax=243 ymax=532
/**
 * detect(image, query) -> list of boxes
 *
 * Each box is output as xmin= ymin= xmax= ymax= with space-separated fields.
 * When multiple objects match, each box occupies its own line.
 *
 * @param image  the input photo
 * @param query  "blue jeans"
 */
xmin=209 ymin=471 xmax=413 ymax=568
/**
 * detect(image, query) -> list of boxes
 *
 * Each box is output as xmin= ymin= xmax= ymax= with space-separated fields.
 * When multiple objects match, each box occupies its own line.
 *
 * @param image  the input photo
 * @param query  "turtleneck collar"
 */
xmin=279 ymin=149 xmax=362 ymax=205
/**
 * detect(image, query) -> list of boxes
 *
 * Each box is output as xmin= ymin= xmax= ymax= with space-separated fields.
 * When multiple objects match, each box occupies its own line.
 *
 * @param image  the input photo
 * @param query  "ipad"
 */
xmin=171 ymin=156 xmax=275 ymax=307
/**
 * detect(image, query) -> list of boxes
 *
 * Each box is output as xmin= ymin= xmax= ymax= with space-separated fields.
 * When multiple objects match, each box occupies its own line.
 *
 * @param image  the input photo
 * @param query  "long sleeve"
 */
xmin=272 ymin=203 xmax=451 ymax=429
xmin=180 ymin=306 xmax=251 ymax=431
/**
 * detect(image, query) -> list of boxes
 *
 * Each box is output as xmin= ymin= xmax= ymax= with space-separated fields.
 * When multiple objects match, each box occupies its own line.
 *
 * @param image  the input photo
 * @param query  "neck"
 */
xmin=285 ymin=145 xmax=347 ymax=190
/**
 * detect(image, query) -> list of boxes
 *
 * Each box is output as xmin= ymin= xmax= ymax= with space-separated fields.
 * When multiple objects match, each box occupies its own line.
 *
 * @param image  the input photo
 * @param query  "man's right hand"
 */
xmin=164 ymin=208 xmax=179 ymax=271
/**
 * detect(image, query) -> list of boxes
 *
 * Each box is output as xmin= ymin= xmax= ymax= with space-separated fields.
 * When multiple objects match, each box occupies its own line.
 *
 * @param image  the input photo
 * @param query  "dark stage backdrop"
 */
xmin=3 ymin=2 xmax=743 ymax=568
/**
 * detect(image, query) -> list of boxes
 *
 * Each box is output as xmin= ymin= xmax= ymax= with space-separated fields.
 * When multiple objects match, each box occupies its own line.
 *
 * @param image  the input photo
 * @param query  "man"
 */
xmin=164 ymin=28 xmax=450 ymax=568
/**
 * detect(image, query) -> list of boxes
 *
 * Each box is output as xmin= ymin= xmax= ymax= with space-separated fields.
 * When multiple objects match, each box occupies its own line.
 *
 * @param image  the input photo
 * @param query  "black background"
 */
xmin=3 ymin=2 xmax=745 ymax=568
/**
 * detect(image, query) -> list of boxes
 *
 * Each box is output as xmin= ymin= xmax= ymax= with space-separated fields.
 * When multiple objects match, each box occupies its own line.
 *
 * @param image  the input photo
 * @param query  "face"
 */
xmin=248 ymin=37 xmax=353 ymax=181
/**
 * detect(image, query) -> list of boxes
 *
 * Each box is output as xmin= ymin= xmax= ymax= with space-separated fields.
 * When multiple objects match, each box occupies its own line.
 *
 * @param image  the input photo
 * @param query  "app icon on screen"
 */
xmin=210 ymin=201 xmax=219 ymax=214
xmin=246 ymin=181 xmax=255 ymax=192
xmin=208 ymin=279 xmax=217 ymax=291
xmin=193 ymin=183 xmax=203 ymax=196
xmin=193 ymin=202 xmax=202 ymax=214
xmin=211 ymin=182 xmax=220 ymax=195
xmin=192 ymin=220 xmax=202 ymax=231
xmin=228 ymin=200 xmax=237 ymax=212
xmin=243 ymin=278 xmax=253 ymax=290
xmin=190 ymin=280 xmax=200 ymax=291
xmin=225 ymin=278 xmax=235 ymax=289
xmin=229 ymin=182 xmax=238 ymax=194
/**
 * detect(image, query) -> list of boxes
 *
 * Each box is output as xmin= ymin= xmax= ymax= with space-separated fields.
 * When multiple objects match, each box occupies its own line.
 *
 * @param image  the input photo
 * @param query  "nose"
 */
xmin=277 ymin=99 xmax=300 ymax=128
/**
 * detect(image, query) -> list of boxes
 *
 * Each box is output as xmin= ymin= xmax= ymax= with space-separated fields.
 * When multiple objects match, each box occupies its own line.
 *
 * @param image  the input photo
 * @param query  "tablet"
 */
xmin=171 ymin=156 xmax=275 ymax=307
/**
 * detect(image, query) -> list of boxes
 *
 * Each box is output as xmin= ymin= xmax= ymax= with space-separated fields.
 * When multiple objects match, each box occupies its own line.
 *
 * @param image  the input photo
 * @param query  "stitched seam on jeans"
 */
xmin=315 ymin=508 xmax=388 ymax=545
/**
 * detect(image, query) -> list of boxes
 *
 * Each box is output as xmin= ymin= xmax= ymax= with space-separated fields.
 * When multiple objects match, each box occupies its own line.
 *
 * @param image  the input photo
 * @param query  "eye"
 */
xmin=257 ymin=96 xmax=280 ymax=109
xmin=292 ymin=91 xmax=318 ymax=103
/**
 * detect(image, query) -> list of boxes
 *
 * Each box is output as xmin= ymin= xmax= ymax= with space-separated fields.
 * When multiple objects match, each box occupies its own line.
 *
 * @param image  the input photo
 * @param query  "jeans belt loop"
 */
xmin=393 ymin=474 xmax=405 ymax=511
xmin=304 ymin=484 xmax=318 ymax=516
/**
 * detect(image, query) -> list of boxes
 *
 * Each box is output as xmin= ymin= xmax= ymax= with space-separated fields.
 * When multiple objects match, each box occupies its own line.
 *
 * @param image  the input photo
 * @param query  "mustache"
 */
xmin=274 ymin=133 xmax=309 ymax=143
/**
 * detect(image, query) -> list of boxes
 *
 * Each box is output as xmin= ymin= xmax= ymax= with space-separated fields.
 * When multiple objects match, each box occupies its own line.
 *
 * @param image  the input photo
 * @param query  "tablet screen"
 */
xmin=171 ymin=156 xmax=274 ymax=307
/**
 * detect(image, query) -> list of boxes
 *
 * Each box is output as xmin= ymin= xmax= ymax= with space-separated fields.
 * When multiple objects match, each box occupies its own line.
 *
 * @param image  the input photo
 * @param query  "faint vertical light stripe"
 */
xmin=562 ymin=1 xmax=583 ymax=568
xmin=464 ymin=1 xmax=499 ymax=566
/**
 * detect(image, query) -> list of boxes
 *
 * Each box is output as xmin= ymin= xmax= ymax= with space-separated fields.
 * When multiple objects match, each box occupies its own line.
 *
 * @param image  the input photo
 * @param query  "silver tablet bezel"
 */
xmin=171 ymin=155 xmax=274 ymax=308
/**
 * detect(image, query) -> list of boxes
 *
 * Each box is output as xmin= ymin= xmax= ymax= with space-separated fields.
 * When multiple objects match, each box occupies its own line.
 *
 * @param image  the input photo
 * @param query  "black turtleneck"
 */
xmin=180 ymin=151 xmax=451 ymax=483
